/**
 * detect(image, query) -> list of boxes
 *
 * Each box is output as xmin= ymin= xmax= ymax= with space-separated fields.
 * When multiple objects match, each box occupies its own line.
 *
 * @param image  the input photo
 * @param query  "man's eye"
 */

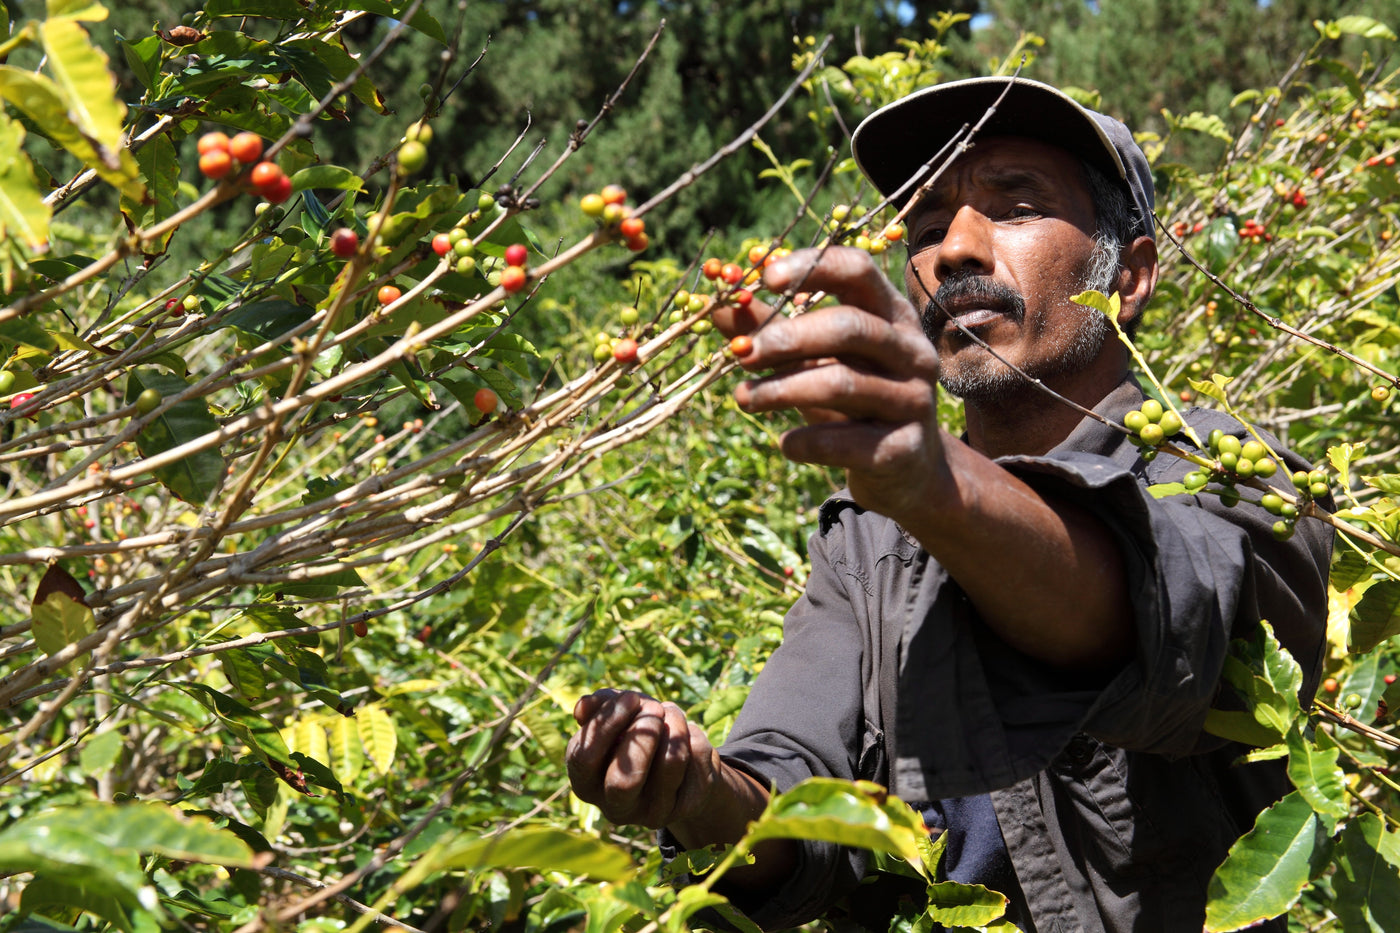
xmin=912 ymin=227 xmax=946 ymax=249
xmin=1005 ymin=205 xmax=1041 ymax=220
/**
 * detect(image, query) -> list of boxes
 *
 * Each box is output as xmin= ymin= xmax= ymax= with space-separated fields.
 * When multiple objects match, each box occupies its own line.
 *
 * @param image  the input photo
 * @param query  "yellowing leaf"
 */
xmin=0 ymin=114 xmax=50 ymax=251
xmin=357 ymin=705 xmax=397 ymax=775
xmin=327 ymin=714 xmax=363 ymax=783
xmin=40 ymin=18 xmax=126 ymax=158
xmin=32 ymin=591 xmax=95 ymax=675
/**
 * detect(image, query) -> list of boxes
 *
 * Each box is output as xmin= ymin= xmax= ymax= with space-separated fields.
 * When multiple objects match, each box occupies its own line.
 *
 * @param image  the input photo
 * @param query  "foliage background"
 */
xmin=5 ymin=1 xmax=1400 ymax=932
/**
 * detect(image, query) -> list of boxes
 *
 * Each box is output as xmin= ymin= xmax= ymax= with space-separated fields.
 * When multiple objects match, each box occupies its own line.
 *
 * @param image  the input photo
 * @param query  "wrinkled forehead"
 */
xmin=908 ymin=136 xmax=1093 ymax=213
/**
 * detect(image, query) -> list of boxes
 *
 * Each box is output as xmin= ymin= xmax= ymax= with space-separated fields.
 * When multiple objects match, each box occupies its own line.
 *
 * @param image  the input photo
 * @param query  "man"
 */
xmin=566 ymin=77 xmax=1331 ymax=932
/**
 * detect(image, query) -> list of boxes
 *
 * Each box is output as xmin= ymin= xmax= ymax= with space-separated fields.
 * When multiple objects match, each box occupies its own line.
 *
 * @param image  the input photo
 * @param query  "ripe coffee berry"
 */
xmin=228 ymin=132 xmax=263 ymax=164
xmin=500 ymin=265 xmax=527 ymax=293
xmin=249 ymin=161 xmax=283 ymax=190
xmin=473 ymin=387 xmax=498 ymax=414
xmin=619 ymin=217 xmax=645 ymax=239
xmin=600 ymin=184 xmax=627 ymax=205
xmin=702 ymin=258 xmax=723 ymax=280
xmin=260 ymin=174 xmax=293 ymax=204
xmin=732 ymin=288 xmax=753 ymax=307
xmin=10 ymin=392 xmax=35 ymax=409
xmin=612 ymin=338 xmax=639 ymax=363
xmin=197 ymin=131 xmax=230 ymax=155
xmin=729 ymin=335 xmax=754 ymax=356
xmin=198 ymin=150 xmax=233 ymax=179
xmin=352 ymin=621 xmax=369 ymax=638
xmin=432 ymin=233 xmax=452 ymax=257
xmin=720 ymin=263 xmax=744 ymax=285
xmin=330 ymin=228 xmax=359 ymax=258
xmin=377 ymin=284 xmax=402 ymax=305
xmin=625 ymin=233 xmax=649 ymax=252
xmin=504 ymin=243 xmax=528 ymax=267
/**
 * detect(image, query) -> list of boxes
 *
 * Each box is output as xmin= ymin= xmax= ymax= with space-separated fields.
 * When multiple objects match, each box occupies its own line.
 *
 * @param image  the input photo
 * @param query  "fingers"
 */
xmin=565 ymin=690 xmax=714 ymax=829
xmin=738 ymin=361 xmax=935 ymax=422
xmin=764 ymin=246 xmax=919 ymax=329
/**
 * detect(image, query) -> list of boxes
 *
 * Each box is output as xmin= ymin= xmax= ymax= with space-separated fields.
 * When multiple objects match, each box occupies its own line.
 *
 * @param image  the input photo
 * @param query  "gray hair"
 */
xmin=1081 ymin=161 xmax=1145 ymax=337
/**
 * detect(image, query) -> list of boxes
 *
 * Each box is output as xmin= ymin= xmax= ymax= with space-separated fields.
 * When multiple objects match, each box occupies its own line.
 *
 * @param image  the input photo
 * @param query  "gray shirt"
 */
xmin=715 ymin=378 xmax=1332 ymax=932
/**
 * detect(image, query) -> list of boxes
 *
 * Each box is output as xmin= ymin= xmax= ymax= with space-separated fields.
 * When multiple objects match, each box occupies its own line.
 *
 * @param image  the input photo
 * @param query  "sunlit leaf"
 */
xmin=356 ymin=704 xmax=397 ymax=775
xmin=0 ymin=113 xmax=50 ymax=251
xmin=435 ymin=827 xmax=634 ymax=881
xmin=1205 ymin=792 xmax=1331 ymax=931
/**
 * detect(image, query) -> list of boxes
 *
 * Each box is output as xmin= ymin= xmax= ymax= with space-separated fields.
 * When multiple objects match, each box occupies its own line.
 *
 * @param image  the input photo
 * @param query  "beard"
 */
xmin=921 ymin=235 xmax=1121 ymax=404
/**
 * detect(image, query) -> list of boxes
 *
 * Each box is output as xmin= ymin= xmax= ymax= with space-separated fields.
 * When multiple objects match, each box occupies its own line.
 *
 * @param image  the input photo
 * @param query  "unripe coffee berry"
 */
xmin=135 ymin=388 xmax=161 ymax=415
xmin=1138 ymin=424 xmax=1165 ymax=446
xmin=580 ymin=193 xmax=606 ymax=217
xmin=397 ymin=140 xmax=428 ymax=175
xmin=618 ymin=306 xmax=640 ymax=326
xmin=455 ymin=256 xmax=476 ymax=275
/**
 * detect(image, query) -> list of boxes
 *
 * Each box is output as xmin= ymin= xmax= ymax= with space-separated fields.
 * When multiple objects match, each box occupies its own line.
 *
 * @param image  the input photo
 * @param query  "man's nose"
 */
xmin=936 ymin=205 xmax=994 ymax=278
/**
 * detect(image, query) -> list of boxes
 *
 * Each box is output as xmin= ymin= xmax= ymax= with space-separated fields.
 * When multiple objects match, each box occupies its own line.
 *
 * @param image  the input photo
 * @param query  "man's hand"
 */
xmin=713 ymin=246 xmax=1133 ymax=674
xmin=712 ymin=246 xmax=951 ymax=523
xmin=566 ymin=688 xmax=721 ymax=829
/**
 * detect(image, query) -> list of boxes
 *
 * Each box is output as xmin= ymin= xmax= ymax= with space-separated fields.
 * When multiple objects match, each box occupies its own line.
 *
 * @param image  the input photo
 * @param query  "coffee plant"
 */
xmin=2 ymin=2 xmax=1400 ymax=931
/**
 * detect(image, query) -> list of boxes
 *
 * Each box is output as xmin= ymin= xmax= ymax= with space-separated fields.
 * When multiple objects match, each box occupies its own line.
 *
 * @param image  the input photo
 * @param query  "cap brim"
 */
xmin=851 ymin=77 xmax=1129 ymax=204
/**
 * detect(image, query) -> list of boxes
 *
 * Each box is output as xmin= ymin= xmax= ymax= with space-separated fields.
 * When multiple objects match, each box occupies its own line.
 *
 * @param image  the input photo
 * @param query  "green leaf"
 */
xmin=31 ymin=591 xmax=94 ymax=676
xmin=0 ymin=801 xmax=257 ymax=872
xmin=0 ymin=113 xmax=50 ymax=251
xmin=125 ymin=371 xmax=226 ymax=505
xmin=1284 ymin=727 xmax=1348 ymax=830
xmin=274 ymin=563 xmax=364 ymax=599
xmin=204 ymin=0 xmax=307 ymax=19
xmin=78 ymin=729 xmax=123 ymax=779
xmin=116 ymin=31 xmax=162 ymax=92
xmin=1333 ymin=15 xmax=1398 ymax=40
xmin=1353 ymin=582 xmax=1400 ymax=654
xmin=40 ymin=18 xmax=126 ymax=156
xmin=744 ymin=778 xmax=930 ymax=875
xmin=1333 ymin=813 xmax=1400 ymax=932
xmin=1204 ymin=709 xmax=1282 ymax=748
xmin=924 ymin=880 xmax=1009 ymax=927
xmin=434 ymin=827 xmax=635 ymax=881
xmin=173 ymin=682 xmax=296 ymax=770
xmin=0 ymin=314 xmax=59 ymax=351
xmin=122 ymin=134 xmax=179 ymax=252
xmin=20 ymin=874 xmax=149 ymax=933
xmin=1188 ymin=372 xmax=1234 ymax=406
xmin=1205 ymin=791 xmax=1330 ymax=931
xmin=1362 ymin=474 xmax=1400 ymax=496
xmin=290 ymin=164 xmax=365 ymax=193
xmin=1329 ymin=443 xmax=1366 ymax=494
xmin=1218 ymin=621 xmax=1304 ymax=741
xmin=356 ymin=705 xmax=397 ymax=775
xmin=0 ymin=67 xmax=142 ymax=198
xmin=340 ymin=0 xmax=447 ymax=44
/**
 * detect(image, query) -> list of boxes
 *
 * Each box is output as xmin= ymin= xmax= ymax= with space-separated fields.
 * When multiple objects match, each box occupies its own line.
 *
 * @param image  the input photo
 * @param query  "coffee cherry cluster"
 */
xmin=197 ymin=130 xmax=293 ymax=203
xmin=591 ymin=330 xmax=639 ymax=364
xmin=1238 ymin=218 xmax=1271 ymax=243
xmin=433 ymin=227 xmax=479 ymax=276
xmin=1122 ymin=398 xmax=1183 ymax=461
xmin=579 ymin=185 xmax=648 ymax=251
xmin=826 ymin=203 xmax=906 ymax=255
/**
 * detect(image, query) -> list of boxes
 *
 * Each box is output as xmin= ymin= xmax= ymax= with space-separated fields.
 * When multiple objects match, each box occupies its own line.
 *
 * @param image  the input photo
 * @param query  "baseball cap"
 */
xmin=850 ymin=76 xmax=1156 ymax=240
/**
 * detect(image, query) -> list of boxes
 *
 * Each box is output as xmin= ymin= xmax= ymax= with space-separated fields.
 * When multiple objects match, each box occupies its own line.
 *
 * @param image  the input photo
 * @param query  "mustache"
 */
xmin=921 ymin=274 xmax=1027 ymax=339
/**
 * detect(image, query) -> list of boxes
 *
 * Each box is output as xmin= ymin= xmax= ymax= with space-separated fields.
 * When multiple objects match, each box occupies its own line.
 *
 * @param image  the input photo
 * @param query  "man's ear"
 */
xmin=1115 ymin=236 xmax=1159 ymax=330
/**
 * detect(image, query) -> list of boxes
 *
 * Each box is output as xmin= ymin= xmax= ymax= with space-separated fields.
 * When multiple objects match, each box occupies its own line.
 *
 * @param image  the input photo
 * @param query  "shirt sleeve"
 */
xmin=698 ymin=509 xmax=886 ymax=929
xmin=990 ymin=446 xmax=1331 ymax=757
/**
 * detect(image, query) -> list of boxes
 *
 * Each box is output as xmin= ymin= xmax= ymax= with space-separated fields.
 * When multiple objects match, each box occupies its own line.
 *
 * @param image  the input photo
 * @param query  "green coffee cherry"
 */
xmin=1272 ymin=520 xmax=1295 ymax=541
xmin=619 ymin=306 xmax=640 ymax=326
xmin=1140 ymin=399 xmax=1164 ymax=422
xmin=1124 ymin=411 xmax=1149 ymax=433
xmin=1260 ymin=493 xmax=1285 ymax=514
xmin=1158 ymin=411 xmax=1182 ymax=436
xmin=1138 ymin=423 xmax=1165 ymax=447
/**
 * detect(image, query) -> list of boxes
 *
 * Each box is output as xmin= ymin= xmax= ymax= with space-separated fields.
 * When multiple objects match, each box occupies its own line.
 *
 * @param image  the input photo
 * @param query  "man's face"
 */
xmin=903 ymin=136 xmax=1119 ymax=404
